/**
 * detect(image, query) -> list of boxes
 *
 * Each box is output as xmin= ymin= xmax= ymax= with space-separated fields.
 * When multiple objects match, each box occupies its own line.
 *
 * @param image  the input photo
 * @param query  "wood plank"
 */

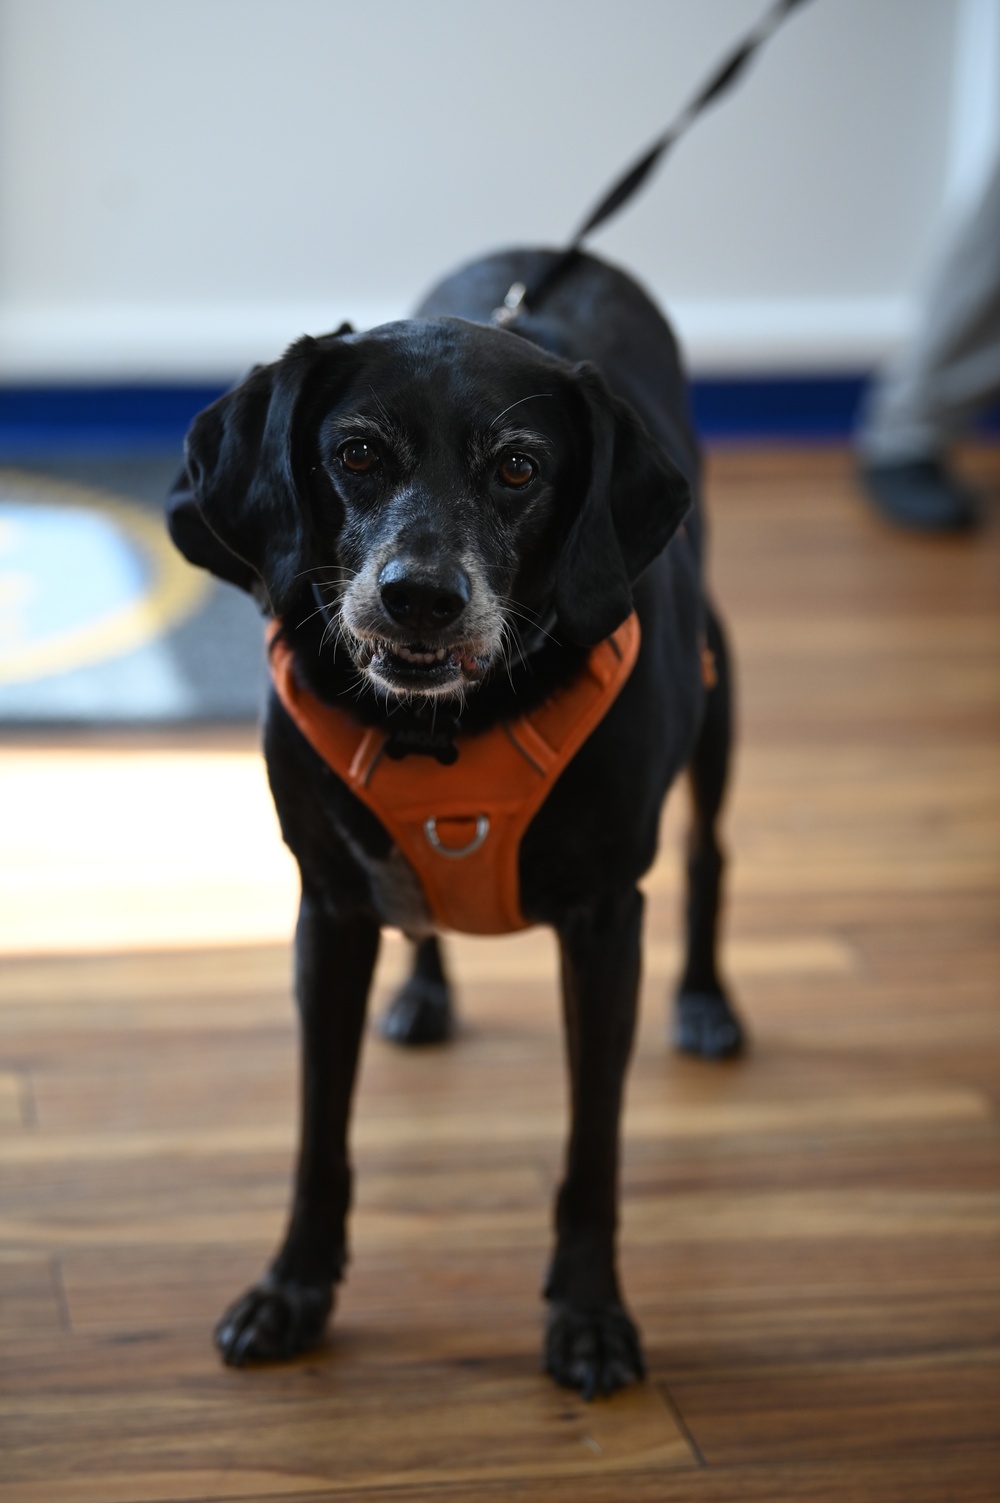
xmin=0 ymin=1251 xmax=63 ymax=1334
xmin=258 ymin=1454 xmax=1000 ymax=1503
xmin=3 ymin=1088 xmax=991 ymax=1169
xmin=0 ymin=1331 xmax=693 ymax=1498
xmin=667 ymin=1362 xmax=1000 ymax=1464
xmin=0 ymin=1070 xmax=25 ymax=1125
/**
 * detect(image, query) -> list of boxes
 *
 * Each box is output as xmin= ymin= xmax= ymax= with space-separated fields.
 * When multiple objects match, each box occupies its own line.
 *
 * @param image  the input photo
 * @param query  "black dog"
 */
xmin=167 ymin=246 xmax=743 ymax=1398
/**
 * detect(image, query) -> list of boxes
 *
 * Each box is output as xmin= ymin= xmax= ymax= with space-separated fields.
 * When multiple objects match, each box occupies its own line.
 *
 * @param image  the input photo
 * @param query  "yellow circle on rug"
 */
xmin=0 ymin=468 xmax=208 ymax=686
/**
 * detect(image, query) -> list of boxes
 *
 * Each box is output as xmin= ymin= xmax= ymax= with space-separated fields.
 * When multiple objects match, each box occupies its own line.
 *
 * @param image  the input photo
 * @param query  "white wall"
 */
xmin=0 ymin=0 xmax=997 ymax=378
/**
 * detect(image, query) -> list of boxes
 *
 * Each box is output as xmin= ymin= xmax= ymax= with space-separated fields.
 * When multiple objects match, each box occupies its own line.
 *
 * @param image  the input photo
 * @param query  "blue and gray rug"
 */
xmin=0 ymin=457 xmax=264 ymax=724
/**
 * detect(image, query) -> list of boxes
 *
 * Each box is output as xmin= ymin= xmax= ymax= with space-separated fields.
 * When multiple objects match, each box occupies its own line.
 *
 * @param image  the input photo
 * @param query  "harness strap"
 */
xmin=267 ymin=615 xmax=641 ymax=934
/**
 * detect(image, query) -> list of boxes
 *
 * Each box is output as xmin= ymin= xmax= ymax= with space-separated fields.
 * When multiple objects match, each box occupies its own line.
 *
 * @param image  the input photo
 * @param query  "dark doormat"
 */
xmin=0 ymin=455 xmax=265 ymax=725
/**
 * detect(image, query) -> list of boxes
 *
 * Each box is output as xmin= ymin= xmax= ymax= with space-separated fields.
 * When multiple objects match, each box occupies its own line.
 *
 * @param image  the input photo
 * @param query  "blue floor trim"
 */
xmin=691 ymin=375 xmax=869 ymax=439
xmin=1 ymin=377 xmax=998 ymax=450
xmin=0 ymin=385 xmax=228 ymax=453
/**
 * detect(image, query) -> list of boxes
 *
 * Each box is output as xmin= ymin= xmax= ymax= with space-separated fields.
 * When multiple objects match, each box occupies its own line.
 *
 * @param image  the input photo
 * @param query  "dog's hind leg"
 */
xmin=214 ymin=892 xmax=379 ymax=1365
xmin=377 ymin=934 xmax=455 ymax=1045
xmin=673 ymin=603 xmax=745 ymax=1059
xmin=545 ymin=886 xmax=646 ymax=1398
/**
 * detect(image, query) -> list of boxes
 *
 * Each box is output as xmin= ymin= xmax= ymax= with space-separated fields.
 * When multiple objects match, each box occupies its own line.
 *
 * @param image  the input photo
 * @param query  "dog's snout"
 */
xmin=378 ymin=558 xmax=471 ymax=633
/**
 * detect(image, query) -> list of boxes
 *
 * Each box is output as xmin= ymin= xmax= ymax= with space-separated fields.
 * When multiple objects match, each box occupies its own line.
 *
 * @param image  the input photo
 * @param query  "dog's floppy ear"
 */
xmin=554 ymin=363 xmax=692 ymax=646
xmin=172 ymin=324 xmax=354 ymax=614
xmin=165 ymin=464 xmax=263 ymax=600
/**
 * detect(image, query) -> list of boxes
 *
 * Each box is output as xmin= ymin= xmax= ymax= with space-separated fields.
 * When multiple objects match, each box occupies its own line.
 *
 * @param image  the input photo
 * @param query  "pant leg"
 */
xmin=859 ymin=149 xmax=1000 ymax=462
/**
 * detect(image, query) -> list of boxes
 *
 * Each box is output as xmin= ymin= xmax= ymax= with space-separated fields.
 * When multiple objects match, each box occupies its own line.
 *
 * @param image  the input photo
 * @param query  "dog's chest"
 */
xmin=345 ymin=832 xmax=436 ymax=936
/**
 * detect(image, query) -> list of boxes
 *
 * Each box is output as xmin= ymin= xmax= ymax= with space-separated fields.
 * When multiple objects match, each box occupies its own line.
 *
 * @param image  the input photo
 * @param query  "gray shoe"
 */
xmin=859 ymin=457 xmax=981 ymax=532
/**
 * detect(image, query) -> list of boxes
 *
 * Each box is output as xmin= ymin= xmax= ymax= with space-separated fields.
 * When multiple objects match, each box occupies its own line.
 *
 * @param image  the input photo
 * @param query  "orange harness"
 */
xmin=267 ymin=614 xmax=641 ymax=935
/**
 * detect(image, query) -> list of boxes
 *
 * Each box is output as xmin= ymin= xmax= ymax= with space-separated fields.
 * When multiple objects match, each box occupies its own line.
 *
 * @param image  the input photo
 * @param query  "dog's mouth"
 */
xmin=355 ymin=635 xmax=492 ymax=694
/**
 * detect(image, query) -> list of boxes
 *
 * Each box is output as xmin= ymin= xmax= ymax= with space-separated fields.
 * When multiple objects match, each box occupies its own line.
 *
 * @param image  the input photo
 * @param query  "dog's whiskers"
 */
xmin=295 ymin=591 xmax=347 ymax=635
xmin=295 ymin=601 xmax=334 ymax=632
xmin=499 ymin=597 xmax=558 ymax=646
xmin=292 ymin=564 xmax=355 ymax=583
xmin=489 ymin=393 xmax=553 ymax=429
xmin=319 ymin=615 xmax=343 ymax=654
xmin=497 ymin=620 xmax=519 ymax=692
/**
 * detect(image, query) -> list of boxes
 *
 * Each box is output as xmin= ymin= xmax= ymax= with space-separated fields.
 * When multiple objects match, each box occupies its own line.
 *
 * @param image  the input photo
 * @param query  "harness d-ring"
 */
xmin=424 ymin=814 xmax=489 ymax=859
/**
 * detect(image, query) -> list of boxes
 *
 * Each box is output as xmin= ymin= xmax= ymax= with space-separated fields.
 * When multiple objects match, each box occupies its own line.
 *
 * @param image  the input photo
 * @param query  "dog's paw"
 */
xmin=544 ymin=1301 xmax=646 ymax=1400
xmin=673 ymin=990 xmax=745 ymax=1059
xmin=214 ymin=1277 xmax=332 ymax=1366
xmin=377 ymin=974 xmax=454 ymax=1045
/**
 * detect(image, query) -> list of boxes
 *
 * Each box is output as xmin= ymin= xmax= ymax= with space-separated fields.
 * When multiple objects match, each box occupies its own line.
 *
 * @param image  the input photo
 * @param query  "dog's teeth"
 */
xmin=370 ymin=640 xmax=484 ymax=673
xmin=393 ymin=644 xmax=453 ymax=665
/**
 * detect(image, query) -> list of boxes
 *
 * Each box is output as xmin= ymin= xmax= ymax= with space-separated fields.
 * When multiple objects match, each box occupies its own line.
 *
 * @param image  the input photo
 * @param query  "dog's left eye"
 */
xmin=340 ymin=441 xmax=378 ymax=474
xmin=498 ymin=454 xmax=536 ymax=488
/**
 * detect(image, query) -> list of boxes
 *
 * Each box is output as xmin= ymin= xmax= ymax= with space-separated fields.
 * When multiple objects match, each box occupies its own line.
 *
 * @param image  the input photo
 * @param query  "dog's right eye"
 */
xmin=497 ymin=453 xmax=537 ymax=488
xmin=340 ymin=441 xmax=378 ymax=474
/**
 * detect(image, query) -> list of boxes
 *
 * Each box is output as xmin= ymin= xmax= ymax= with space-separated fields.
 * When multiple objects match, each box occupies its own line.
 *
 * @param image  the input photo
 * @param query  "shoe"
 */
xmin=858 ymin=457 xmax=980 ymax=532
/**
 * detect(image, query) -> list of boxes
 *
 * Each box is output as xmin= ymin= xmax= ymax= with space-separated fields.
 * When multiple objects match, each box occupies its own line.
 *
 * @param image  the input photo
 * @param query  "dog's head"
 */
xmin=170 ymin=317 xmax=691 ymax=700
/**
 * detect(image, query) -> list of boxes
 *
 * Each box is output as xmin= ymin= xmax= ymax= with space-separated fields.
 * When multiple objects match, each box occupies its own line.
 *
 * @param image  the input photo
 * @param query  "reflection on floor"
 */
xmin=1 ymin=446 xmax=998 ymax=1500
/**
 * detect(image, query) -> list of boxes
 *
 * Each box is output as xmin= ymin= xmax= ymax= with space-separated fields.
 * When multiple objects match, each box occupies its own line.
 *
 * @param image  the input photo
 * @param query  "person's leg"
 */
xmin=858 ymin=151 xmax=1000 ymax=529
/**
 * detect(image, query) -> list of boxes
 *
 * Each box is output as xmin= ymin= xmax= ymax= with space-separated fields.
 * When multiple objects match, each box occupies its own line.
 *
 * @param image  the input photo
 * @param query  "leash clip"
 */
xmin=424 ymin=815 xmax=490 ymax=858
xmin=492 ymin=281 xmax=527 ymax=326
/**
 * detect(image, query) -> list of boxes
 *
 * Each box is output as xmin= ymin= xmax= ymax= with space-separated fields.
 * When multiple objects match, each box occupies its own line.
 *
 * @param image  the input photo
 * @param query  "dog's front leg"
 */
xmin=215 ymin=889 xmax=379 ymax=1365
xmin=545 ymin=886 xmax=646 ymax=1398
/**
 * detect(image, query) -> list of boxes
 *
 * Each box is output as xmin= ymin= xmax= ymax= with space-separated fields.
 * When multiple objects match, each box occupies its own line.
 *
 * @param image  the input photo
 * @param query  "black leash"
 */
xmin=494 ymin=0 xmax=814 ymax=326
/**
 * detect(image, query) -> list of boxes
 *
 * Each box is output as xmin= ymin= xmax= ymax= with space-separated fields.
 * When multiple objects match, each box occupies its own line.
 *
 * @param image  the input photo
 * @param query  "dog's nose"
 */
xmin=378 ymin=558 xmax=471 ymax=633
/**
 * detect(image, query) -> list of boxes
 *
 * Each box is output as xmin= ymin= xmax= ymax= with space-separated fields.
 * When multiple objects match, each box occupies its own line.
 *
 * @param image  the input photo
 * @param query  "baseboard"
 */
xmin=0 ymin=292 xmax=932 ymax=446
xmin=0 ymin=295 xmax=916 ymax=383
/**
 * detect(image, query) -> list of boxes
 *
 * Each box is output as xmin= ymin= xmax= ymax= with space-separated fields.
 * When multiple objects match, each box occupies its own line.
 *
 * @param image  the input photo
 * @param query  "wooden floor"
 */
xmin=1 ymin=446 xmax=998 ymax=1501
